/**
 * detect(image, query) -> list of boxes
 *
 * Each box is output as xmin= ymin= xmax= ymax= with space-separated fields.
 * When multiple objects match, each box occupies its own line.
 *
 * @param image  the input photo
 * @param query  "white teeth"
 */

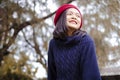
xmin=70 ymin=21 xmax=77 ymax=24
xmin=71 ymin=22 xmax=76 ymax=24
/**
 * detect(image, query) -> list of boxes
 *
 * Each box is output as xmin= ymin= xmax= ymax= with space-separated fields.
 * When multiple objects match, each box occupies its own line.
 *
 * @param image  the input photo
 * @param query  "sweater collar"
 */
xmin=54 ymin=30 xmax=86 ymax=46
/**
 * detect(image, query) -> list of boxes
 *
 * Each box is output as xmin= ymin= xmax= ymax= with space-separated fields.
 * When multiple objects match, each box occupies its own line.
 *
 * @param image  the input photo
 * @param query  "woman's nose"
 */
xmin=71 ymin=14 xmax=77 ymax=19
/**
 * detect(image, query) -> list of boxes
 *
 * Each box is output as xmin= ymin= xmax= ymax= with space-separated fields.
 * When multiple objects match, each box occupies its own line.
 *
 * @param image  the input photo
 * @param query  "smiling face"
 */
xmin=66 ymin=8 xmax=81 ymax=36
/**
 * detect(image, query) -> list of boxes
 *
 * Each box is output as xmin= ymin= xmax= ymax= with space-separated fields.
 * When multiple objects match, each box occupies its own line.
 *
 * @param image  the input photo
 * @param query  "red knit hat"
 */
xmin=54 ymin=4 xmax=82 ymax=28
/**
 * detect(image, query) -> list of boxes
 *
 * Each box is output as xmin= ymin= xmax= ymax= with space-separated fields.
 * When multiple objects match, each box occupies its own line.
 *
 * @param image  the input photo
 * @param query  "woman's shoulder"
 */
xmin=49 ymin=38 xmax=58 ymax=46
xmin=81 ymin=33 xmax=94 ymax=44
xmin=49 ymin=38 xmax=55 ymax=45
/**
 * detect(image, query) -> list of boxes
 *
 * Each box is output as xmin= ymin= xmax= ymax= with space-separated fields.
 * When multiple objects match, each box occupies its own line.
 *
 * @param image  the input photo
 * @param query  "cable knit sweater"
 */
xmin=48 ymin=32 xmax=101 ymax=80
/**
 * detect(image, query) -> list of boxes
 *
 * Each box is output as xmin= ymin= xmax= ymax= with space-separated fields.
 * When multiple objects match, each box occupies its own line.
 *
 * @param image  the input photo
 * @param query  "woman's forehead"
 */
xmin=67 ymin=8 xmax=80 ymax=14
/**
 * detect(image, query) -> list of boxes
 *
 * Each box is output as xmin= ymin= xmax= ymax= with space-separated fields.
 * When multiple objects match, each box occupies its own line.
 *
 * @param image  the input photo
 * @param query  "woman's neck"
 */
xmin=67 ymin=29 xmax=76 ymax=36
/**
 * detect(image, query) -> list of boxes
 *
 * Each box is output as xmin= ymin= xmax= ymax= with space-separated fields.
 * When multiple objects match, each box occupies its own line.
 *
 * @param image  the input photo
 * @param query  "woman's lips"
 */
xmin=69 ymin=20 xmax=77 ymax=24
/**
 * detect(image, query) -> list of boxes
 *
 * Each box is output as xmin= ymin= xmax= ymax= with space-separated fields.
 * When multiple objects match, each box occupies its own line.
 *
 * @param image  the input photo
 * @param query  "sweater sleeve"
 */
xmin=80 ymin=37 xmax=101 ymax=80
xmin=48 ymin=40 xmax=56 ymax=80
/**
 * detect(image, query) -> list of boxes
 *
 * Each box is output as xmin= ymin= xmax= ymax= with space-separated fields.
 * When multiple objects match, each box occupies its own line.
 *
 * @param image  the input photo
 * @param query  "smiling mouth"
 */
xmin=69 ymin=20 xmax=77 ymax=24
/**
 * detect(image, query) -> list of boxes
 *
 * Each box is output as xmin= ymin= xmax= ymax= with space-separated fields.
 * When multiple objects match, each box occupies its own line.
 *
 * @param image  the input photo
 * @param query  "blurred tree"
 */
xmin=0 ymin=0 xmax=74 ymax=79
xmin=77 ymin=0 xmax=120 ymax=69
xmin=0 ymin=52 xmax=33 ymax=80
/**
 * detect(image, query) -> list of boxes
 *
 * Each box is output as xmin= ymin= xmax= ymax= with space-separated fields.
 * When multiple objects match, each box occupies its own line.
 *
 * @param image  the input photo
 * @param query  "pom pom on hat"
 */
xmin=54 ymin=4 xmax=82 ymax=28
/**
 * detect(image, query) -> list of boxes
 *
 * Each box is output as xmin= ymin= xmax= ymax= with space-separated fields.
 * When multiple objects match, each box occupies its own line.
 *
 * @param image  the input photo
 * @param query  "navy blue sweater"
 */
xmin=48 ymin=33 xmax=101 ymax=80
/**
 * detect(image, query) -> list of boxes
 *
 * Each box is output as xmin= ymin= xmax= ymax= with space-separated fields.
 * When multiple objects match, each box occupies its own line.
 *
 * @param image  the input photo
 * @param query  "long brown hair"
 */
xmin=53 ymin=10 xmax=68 ymax=39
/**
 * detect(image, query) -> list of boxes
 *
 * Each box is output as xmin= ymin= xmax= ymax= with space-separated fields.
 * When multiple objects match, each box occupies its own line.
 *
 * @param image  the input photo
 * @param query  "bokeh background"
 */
xmin=0 ymin=0 xmax=120 ymax=80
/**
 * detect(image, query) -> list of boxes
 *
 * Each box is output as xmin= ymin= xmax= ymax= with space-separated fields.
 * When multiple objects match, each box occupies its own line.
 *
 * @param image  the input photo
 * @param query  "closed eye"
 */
xmin=76 ymin=14 xmax=81 ymax=18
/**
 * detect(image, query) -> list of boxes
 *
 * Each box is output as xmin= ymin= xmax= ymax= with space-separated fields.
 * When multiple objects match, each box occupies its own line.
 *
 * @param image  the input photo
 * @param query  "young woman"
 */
xmin=48 ymin=4 xmax=101 ymax=80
